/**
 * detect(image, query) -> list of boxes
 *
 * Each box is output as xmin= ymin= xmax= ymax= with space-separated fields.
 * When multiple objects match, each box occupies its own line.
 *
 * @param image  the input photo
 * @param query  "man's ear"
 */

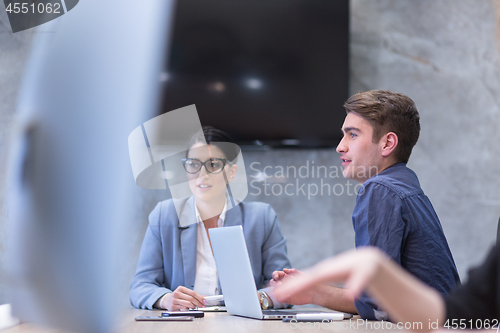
xmin=381 ymin=132 xmax=398 ymax=157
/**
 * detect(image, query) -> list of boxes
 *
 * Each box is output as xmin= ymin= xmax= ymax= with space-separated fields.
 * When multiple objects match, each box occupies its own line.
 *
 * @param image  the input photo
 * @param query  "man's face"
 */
xmin=336 ymin=112 xmax=384 ymax=184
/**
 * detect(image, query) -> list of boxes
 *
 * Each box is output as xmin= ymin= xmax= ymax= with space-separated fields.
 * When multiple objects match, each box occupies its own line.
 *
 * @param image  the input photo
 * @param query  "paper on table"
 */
xmin=0 ymin=304 xmax=20 ymax=330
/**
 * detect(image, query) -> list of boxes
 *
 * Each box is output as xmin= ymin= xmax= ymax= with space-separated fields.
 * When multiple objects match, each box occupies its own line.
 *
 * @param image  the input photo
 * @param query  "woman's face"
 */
xmin=186 ymin=142 xmax=238 ymax=204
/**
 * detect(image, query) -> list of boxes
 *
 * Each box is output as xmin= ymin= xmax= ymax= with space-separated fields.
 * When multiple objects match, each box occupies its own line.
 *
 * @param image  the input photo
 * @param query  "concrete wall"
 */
xmin=1 ymin=0 xmax=500 ymax=305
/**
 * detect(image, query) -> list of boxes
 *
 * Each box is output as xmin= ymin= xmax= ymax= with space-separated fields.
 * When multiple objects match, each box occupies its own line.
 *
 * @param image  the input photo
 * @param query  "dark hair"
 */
xmin=343 ymin=90 xmax=420 ymax=163
xmin=188 ymin=126 xmax=240 ymax=162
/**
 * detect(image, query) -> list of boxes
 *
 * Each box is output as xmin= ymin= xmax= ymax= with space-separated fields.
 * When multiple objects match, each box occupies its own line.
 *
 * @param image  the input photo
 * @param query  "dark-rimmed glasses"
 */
xmin=182 ymin=158 xmax=231 ymax=174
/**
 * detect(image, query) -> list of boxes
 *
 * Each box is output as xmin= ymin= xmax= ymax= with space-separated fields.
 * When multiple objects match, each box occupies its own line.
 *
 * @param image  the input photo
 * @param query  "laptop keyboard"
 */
xmin=262 ymin=310 xmax=297 ymax=319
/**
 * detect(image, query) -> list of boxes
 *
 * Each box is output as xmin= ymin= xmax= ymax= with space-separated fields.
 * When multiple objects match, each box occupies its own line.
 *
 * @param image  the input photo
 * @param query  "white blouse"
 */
xmin=192 ymin=203 xmax=227 ymax=296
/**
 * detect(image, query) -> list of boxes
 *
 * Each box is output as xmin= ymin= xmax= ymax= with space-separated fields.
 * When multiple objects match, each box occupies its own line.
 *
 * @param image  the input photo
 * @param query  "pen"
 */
xmin=203 ymin=295 xmax=224 ymax=306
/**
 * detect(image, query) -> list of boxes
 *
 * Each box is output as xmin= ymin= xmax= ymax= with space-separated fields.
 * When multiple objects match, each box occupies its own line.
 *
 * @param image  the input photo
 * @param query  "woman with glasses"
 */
xmin=130 ymin=126 xmax=291 ymax=311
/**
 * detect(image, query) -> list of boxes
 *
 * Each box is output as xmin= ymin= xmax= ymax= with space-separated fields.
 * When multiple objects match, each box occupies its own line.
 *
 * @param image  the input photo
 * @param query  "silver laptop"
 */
xmin=209 ymin=225 xmax=344 ymax=320
xmin=209 ymin=225 xmax=296 ymax=319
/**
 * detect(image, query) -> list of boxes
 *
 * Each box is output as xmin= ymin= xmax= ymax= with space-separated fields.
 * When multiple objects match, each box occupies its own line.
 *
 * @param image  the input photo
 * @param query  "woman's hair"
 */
xmin=187 ymin=126 xmax=240 ymax=162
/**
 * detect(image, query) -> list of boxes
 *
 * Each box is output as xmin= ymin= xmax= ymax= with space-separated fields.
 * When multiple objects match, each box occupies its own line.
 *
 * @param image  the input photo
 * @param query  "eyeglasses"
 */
xmin=182 ymin=158 xmax=231 ymax=174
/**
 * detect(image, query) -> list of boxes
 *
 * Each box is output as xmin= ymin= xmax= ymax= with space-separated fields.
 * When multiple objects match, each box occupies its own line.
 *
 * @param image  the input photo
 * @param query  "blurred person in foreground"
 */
xmin=274 ymin=245 xmax=499 ymax=329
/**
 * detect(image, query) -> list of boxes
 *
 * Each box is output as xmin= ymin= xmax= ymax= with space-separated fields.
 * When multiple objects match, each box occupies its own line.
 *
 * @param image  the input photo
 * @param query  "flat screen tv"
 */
xmin=161 ymin=0 xmax=349 ymax=148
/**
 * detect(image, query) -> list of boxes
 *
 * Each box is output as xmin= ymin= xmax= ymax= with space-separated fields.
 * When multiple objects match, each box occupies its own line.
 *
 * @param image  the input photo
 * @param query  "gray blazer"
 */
xmin=129 ymin=196 xmax=292 ymax=309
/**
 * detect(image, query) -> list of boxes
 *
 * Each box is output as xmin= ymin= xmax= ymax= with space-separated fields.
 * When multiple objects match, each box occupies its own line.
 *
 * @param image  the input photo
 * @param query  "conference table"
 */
xmin=4 ymin=307 xmax=410 ymax=333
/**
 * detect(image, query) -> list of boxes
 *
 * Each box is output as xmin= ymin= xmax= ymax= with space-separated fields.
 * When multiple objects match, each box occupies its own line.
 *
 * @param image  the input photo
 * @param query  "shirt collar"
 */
xmin=194 ymin=200 xmax=228 ymax=226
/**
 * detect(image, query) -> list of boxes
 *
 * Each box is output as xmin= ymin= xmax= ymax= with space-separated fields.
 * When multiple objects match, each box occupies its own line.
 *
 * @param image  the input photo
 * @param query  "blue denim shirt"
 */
xmin=353 ymin=163 xmax=460 ymax=320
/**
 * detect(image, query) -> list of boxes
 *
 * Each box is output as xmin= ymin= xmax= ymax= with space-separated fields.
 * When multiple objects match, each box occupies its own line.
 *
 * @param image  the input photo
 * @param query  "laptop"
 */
xmin=209 ymin=225 xmax=348 ymax=320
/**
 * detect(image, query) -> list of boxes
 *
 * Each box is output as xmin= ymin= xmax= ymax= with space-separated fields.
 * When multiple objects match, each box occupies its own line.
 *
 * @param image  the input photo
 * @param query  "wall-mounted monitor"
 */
xmin=161 ymin=0 xmax=349 ymax=148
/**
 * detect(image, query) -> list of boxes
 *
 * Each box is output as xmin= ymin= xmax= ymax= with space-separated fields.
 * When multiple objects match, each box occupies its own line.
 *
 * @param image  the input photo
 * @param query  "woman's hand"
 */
xmin=161 ymin=286 xmax=206 ymax=310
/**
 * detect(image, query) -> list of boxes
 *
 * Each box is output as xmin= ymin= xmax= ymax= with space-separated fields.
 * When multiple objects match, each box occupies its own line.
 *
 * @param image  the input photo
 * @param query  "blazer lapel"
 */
xmin=180 ymin=224 xmax=197 ymax=289
xmin=224 ymin=203 xmax=242 ymax=227
xmin=178 ymin=196 xmax=198 ymax=290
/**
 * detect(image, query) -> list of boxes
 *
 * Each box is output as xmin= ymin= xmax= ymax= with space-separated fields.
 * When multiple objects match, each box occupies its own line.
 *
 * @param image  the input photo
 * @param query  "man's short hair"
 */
xmin=343 ymin=90 xmax=420 ymax=164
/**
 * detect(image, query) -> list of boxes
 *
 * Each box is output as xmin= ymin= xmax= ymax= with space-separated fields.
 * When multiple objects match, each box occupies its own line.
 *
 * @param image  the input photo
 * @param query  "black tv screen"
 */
xmin=161 ymin=0 xmax=349 ymax=147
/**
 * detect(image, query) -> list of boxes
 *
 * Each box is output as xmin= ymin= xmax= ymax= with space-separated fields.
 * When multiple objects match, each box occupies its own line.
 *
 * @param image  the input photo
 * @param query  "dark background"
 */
xmin=160 ymin=0 xmax=349 ymax=147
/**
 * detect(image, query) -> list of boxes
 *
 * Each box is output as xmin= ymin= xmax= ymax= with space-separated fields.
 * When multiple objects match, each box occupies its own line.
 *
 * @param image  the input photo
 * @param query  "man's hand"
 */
xmin=273 ymin=247 xmax=445 ymax=324
xmin=274 ymin=248 xmax=385 ymax=303
xmin=161 ymin=286 xmax=206 ymax=311
xmin=270 ymin=268 xmax=288 ymax=286
xmin=271 ymin=268 xmax=301 ymax=285
xmin=270 ymin=268 xmax=318 ymax=305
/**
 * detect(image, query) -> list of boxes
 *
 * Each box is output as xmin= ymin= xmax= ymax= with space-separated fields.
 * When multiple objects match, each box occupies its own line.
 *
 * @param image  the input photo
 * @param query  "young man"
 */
xmin=272 ymin=90 xmax=460 ymax=320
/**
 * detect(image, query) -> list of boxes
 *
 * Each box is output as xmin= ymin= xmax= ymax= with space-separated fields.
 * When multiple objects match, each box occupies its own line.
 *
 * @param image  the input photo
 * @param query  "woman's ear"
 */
xmin=381 ymin=132 xmax=398 ymax=157
xmin=227 ymin=164 xmax=238 ymax=181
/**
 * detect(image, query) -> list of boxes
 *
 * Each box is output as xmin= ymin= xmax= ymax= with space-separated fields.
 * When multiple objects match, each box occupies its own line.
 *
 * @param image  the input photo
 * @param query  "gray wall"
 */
xmin=1 ymin=0 xmax=500 ymax=305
